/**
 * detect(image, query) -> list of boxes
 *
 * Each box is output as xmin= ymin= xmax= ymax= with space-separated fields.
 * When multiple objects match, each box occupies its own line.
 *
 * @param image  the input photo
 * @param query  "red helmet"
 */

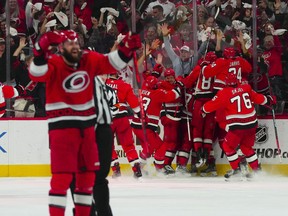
xmin=226 ymin=72 xmax=239 ymax=86
xmin=204 ymin=51 xmax=217 ymax=63
xmin=142 ymin=70 xmax=151 ymax=80
xmin=223 ymin=47 xmax=236 ymax=59
xmin=151 ymin=64 xmax=164 ymax=78
xmin=143 ymin=76 xmax=158 ymax=90
xmin=60 ymin=30 xmax=79 ymax=42
xmin=164 ymin=68 xmax=175 ymax=77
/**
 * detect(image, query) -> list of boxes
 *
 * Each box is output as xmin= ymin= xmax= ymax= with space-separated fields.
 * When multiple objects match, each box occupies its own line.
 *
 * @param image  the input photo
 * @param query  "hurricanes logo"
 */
xmin=255 ymin=125 xmax=268 ymax=144
xmin=63 ymin=71 xmax=90 ymax=93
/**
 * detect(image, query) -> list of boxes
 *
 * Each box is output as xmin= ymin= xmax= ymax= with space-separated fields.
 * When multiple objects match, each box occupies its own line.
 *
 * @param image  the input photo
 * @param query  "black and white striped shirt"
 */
xmin=94 ymin=76 xmax=118 ymax=125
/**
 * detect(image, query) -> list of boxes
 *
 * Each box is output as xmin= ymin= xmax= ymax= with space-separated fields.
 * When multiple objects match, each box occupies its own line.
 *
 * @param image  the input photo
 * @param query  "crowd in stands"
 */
xmin=0 ymin=0 xmax=288 ymax=117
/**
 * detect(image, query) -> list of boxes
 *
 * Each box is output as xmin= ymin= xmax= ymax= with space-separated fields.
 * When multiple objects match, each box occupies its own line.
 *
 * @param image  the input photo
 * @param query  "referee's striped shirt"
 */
xmin=94 ymin=76 xmax=118 ymax=125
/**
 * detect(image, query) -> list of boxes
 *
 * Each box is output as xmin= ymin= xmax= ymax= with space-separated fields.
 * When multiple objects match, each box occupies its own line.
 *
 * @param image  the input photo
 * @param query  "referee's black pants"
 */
xmin=90 ymin=124 xmax=113 ymax=216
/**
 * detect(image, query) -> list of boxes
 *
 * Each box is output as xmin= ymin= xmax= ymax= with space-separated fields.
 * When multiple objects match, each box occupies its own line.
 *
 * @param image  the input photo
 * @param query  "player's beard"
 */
xmin=62 ymin=47 xmax=82 ymax=64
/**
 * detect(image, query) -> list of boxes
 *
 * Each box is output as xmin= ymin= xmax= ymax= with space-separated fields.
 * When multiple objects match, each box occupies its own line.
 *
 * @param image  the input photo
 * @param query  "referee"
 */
xmin=70 ymin=75 xmax=118 ymax=216
xmin=90 ymin=75 xmax=118 ymax=216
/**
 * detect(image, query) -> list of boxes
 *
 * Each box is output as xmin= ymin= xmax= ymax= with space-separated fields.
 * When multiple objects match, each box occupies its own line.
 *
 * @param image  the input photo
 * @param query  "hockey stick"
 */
xmin=130 ymin=0 xmax=150 ymax=159
xmin=184 ymin=87 xmax=192 ymax=141
xmin=264 ymin=72 xmax=282 ymax=163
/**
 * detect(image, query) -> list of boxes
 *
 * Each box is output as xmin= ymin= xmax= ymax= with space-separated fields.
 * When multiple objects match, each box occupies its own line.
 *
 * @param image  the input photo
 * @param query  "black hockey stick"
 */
xmin=264 ymin=72 xmax=282 ymax=163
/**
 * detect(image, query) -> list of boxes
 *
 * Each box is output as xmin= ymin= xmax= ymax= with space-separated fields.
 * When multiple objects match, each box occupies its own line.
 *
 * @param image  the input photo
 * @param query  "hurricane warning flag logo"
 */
xmin=255 ymin=125 xmax=268 ymax=144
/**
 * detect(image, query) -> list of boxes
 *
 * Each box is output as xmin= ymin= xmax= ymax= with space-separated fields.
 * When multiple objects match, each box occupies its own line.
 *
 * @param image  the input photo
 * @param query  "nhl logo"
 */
xmin=255 ymin=125 xmax=268 ymax=144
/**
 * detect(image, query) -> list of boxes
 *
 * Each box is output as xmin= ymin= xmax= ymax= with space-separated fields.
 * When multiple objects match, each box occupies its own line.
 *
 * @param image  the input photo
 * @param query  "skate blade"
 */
xmin=200 ymin=172 xmax=218 ymax=177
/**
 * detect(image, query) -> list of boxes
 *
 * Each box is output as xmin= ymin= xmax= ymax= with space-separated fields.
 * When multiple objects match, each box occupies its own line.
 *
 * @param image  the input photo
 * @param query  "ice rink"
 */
xmin=0 ymin=173 xmax=287 ymax=216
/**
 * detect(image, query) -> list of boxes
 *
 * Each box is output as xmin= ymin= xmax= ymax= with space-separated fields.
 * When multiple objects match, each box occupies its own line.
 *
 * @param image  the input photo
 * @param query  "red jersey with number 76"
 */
xmin=203 ymin=84 xmax=267 ymax=131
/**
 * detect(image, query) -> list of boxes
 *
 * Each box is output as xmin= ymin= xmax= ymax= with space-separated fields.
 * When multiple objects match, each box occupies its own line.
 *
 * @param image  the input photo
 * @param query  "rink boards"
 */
xmin=0 ymin=118 xmax=287 ymax=177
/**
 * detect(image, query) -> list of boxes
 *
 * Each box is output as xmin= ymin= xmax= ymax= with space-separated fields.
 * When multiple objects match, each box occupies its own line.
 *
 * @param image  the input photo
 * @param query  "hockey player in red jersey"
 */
xmin=202 ymin=48 xmax=252 ymax=175
xmin=176 ymin=76 xmax=195 ymax=176
xmin=203 ymin=47 xmax=252 ymax=92
xmin=158 ymin=69 xmax=183 ymax=175
xmin=178 ymin=51 xmax=218 ymax=175
xmin=131 ymin=75 xmax=181 ymax=175
xmin=106 ymin=73 xmax=142 ymax=179
xmin=151 ymin=63 xmax=164 ymax=78
xmin=190 ymin=52 xmax=218 ymax=171
xmin=29 ymin=30 xmax=141 ymax=216
xmin=202 ymin=72 xmax=276 ymax=181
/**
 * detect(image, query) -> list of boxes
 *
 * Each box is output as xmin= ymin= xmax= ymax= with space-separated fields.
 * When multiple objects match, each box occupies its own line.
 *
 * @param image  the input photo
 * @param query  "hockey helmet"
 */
xmin=164 ymin=68 xmax=175 ymax=77
xmin=204 ymin=51 xmax=217 ymax=63
xmin=151 ymin=64 xmax=164 ymax=78
xmin=143 ymin=76 xmax=158 ymax=90
xmin=226 ymin=72 xmax=239 ymax=86
xmin=223 ymin=47 xmax=236 ymax=59
xmin=60 ymin=30 xmax=79 ymax=42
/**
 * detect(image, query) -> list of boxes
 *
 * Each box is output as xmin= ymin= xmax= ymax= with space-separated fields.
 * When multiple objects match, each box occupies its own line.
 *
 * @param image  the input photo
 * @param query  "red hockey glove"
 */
xmin=33 ymin=31 xmax=63 ymax=58
xmin=266 ymin=95 xmax=277 ymax=107
xmin=200 ymin=60 xmax=210 ymax=67
xmin=14 ymin=85 xmax=26 ymax=96
xmin=118 ymin=33 xmax=141 ymax=59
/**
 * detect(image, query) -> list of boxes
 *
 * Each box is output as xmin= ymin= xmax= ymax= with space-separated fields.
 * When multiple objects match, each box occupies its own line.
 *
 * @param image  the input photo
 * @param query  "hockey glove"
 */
xmin=200 ymin=60 xmax=210 ymax=67
xmin=33 ymin=31 xmax=63 ymax=58
xmin=266 ymin=95 xmax=277 ymax=107
xmin=118 ymin=33 xmax=141 ymax=59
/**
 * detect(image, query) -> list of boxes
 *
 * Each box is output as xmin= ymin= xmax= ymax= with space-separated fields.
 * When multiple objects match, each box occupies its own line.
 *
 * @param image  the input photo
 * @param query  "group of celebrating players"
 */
xmin=107 ymin=46 xmax=276 ymax=181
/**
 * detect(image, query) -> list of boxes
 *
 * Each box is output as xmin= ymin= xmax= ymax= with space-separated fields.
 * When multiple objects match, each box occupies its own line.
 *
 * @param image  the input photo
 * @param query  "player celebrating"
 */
xmin=203 ymin=47 xmax=252 ymax=92
xmin=29 ymin=30 xmax=141 ymax=216
xmin=106 ymin=73 xmax=142 ymax=179
xmin=201 ymin=72 xmax=276 ymax=181
xmin=158 ymin=69 xmax=183 ymax=174
xmin=131 ymin=75 xmax=181 ymax=175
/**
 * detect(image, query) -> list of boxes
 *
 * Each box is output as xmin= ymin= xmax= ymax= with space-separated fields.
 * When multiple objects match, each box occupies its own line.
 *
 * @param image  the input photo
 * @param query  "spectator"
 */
xmin=145 ymin=0 xmax=176 ymax=18
xmin=262 ymin=34 xmax=286 ymax=101
xmin=1 ymin=0 xmax=27 ymax=34
xmin=0 ymin=36 xmax=25 ymax=83
xmin=74 ymin=0 xmax=92 ymax=31
xmin=14 ymin=55 xmax=46 ymax=117
xmin=170 ymin=22 xmax=193 ymax=49
xmin=161 ymin=23 xmax=208 ymax=77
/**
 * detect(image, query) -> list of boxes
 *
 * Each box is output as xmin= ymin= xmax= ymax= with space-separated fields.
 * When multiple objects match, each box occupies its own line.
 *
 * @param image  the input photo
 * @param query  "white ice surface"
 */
xmin=0 ymin=174 xmax=287 ymax=216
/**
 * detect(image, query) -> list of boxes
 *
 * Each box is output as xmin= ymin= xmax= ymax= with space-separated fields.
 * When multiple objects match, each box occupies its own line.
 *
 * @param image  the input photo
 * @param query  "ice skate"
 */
xmin=190 ymin=164 xmax=198 ymax=176
xmin=111 ymin=162 xmax=121 ymax=178
xmin=245 ymin=164 xmax=263 ymax=181
xmin=200 ymin=162 xmax=217 ymax=177
xmin=224 ymin=167 xmax=243 ymax=181
xmin=156 ymin=165 xmax=175 ymax=177
xmin=195 ymin=150 xmax=206 ymax=168
xmin=239 ymin=157 xmax=249 ymax=176
xmin=139 ymin=162 xmax=149 ymax=176
xmin=132 ymin=162 xmax=143 ymax=179
xmin=175 ymin=165 xmax=191 ymax=177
